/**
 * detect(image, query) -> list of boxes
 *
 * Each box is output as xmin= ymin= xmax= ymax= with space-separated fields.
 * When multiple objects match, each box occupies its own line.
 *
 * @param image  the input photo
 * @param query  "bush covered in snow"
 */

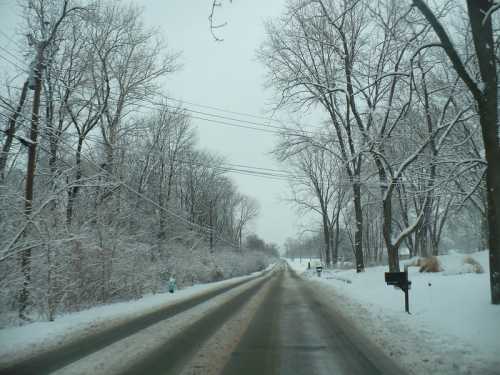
xmin=0 ymin=234 xmax=276 ymax=327
xmin=404 ymin=252 xmax=485 ymax=275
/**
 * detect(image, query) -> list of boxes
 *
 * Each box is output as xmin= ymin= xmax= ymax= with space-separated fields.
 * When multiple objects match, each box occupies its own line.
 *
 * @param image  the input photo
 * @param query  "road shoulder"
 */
xmin=296 ymin=267 xmax=500 ymax=375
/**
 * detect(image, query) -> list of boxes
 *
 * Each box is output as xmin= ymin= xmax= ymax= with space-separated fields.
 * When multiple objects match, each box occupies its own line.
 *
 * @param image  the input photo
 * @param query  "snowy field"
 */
xmin=0 ymin=265 xmax=274 ymax=367
xmin=288 ymin=252 xmax=500 ymax=374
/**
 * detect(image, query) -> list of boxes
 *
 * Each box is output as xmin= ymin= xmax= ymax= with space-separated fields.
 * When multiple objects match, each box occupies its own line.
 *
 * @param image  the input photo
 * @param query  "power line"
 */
xmin=0 ymin=99 xmax=311 ymax=182
xmin=1 ymin=111 xmax=243 ymax=248
xmin=0 ymin=98 xmax=291 ymax=177
xmin=4 ymin=83 xmax=309 ymax=136
xmin=0 ymin=30 xmax=286 ymax=127
xmin=0 ymin=108 xmax=307 ymax=183
xmin=0 ymin=54 xmax=27 ymax=73
xmin=0 ymin=45 xmax=29 ymax=70
xmin=90 ymin=98 xmax=309 ymax=136
xmin=0 ymin=47 xmax=455 ymax=191
xmin=0 ymin=44 xmax=314 ymax=136
xmin=0 ymin=46 xmax=281 ymax=132
xmin=0 ymin=99 xmax=452 ymax=191
xmin=156 ymin=93 xmax=286 ymax=125
xmin=0 ymin=29 xmax=25 ymax=51
xmin=171 ymin=157 xmax=307 ymax=182
xmin=147 ymin=99 xmax=301 ymax=133
xmin=0 ymin=109 xmax=413 ymax=190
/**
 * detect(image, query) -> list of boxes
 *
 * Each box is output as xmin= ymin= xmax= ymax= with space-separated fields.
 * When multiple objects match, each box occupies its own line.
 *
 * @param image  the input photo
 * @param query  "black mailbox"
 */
xmin=385 ymin=271 xmax=412 ymax=314
xmin=316 ymin=266 xmax=323 ymax=277
xmin=385 ymin=272 xmax=408 ymax=287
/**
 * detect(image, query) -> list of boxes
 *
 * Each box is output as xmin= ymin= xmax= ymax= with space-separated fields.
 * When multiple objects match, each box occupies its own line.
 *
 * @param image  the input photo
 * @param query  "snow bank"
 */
xmin=294 ymin=251 xmax=500 ymax=374
xmin=436 ymin=251 xmax=485 ymax=275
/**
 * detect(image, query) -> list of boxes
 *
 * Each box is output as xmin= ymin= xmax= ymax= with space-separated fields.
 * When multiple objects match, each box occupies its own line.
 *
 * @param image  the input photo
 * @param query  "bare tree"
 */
xmin=412 ymin=0 xmax=500 ymax=304
xmin=260 ymin=0 xmax=368 ymax=271
xmin=234 ymin=195 xmax=260 ymax=248
xmin=277 ymin=141 xmax=340 ymax=266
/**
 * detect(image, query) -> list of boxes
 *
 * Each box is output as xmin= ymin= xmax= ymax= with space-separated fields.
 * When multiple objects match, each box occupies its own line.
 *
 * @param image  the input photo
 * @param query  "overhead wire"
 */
xmin=1 ymin=106 xmax=466 ymax=203
xmin=0 ymin=110 xmax=243 ymax=248
xmin=0 ymin=104 xmax=307 ymax=183
xmin=0 ymin=44 xmax=29 ymax=70
xmin=0 ymin=41 xmax=315 ymax=136
xmin=0 ymin=31 xmax=289 ymax=128
xmin=0 ymin=54 xmax=27 ymax=73
xmin=0 ymin=29 xmax=25 ymax=51
xmin=0 ymin=43 xmax=465 ymax=193
xmin=154 ymin=93 xmax=285 ymax=125
xmin=0 ymin=96 xmax=457 ymax=193
xmin=0 ymin=93 xmax=307 ymax=182
xmin=142 ymin=99 xmax=308 ymax=134
xmin=6 ymin=82 xmax=309 ymax=136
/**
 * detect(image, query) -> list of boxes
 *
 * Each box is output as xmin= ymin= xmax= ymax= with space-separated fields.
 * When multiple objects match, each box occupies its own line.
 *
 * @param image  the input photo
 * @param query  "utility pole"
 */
xmin=18 ymin=40 xmax=46 ymax=319
xmin=16 ymin=0 xmax=79 ymax=320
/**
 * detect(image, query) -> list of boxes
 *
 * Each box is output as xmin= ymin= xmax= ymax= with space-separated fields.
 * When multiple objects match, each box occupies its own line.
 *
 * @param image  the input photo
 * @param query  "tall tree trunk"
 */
xmin=480 ymin=211 xmax=489 ymax=251
xmin=158 ymin=182 xmax=166 ymax=240
xmin=383 ymin=197 xmax=400 ymax=272
xmin=466 ymin=0 xmax=500 ymax=304
xmin=480 ymin=103 xmax=500 ymax=303
xmin=322 ymin=215 xmax=331 ymax=267
xmin=334 ymin=221 xmax=340 ymax=263
xmin=421 ymin=201 xmax=432 ymax=257
xmin=373 ymin=155 xmax=400 ymax=271
xmin=66 ymin=137 xmax=84 ymax=225
xmin=353 ymin=182 xmax=364 ymax=272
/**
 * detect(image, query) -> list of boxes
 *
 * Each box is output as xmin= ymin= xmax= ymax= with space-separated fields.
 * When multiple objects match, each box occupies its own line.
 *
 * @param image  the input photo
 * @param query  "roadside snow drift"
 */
xmin=289 ymin=251 xmax=500 ymax=375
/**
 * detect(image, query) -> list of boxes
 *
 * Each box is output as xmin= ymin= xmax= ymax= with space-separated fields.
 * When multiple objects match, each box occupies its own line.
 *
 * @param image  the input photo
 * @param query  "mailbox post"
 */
xmin=384 ymin=271 xmax=411 ymax=314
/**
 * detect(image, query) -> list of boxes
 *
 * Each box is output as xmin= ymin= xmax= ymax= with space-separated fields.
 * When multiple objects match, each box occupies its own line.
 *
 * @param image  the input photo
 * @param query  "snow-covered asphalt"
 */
xmin=220 ymin=265 xmax=405 ymax=375
xmin=2 ymin=263 xmax=407 ymax=375
xmin=0 ymin=268 xmax=273 ymax=375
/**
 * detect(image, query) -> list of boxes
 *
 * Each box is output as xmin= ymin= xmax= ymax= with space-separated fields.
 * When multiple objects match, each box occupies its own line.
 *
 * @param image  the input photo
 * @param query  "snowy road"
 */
xmin=124 ymin=264 xmax=405 ymax=375
xmin=0 ymin=269 xmax=272 ymax=375
xmin=220 ymin=266 xmax=404 ymax=375
xmin=2 ymin=264 xmax=406 ymax=375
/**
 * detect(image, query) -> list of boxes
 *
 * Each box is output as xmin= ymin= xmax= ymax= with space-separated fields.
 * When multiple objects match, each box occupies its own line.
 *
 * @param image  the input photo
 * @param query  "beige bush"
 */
xmin=419 ymin=256 xmax=441 ymax=273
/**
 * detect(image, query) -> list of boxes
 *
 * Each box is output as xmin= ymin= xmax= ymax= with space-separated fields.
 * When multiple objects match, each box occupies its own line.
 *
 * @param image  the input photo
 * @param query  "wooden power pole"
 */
xmin=18 ymin=41 xmax=46 ymax=319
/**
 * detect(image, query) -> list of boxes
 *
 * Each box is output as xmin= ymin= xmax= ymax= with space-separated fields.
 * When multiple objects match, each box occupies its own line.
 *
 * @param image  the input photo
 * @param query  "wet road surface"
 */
xmin=221 ymin=266 xmax=404 ymax=375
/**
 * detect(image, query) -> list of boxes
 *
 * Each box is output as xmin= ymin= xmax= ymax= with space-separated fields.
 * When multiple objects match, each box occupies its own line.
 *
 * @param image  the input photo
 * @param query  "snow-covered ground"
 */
xmin=0 ymin=265 xmax=274 ymax=367
xmin=288 ymin=252 xmax=500 ymax=374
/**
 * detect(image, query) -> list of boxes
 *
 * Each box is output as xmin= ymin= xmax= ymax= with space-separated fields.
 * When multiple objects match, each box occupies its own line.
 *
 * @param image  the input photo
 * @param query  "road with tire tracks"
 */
xmin=2 ymin=263 xmax=406 ymax=375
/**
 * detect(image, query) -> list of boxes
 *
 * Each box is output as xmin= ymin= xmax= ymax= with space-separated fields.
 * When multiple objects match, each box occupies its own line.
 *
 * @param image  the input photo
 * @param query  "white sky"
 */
xmin=0 ymin=0 xmax=308 ymax=246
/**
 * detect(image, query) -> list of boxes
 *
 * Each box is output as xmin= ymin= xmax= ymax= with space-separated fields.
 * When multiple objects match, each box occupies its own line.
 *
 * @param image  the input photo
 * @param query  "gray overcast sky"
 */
xmin=0 ymin=0 xmax=308 ymax=246
xmin=133 ymin=0 xmax=304 ymax=246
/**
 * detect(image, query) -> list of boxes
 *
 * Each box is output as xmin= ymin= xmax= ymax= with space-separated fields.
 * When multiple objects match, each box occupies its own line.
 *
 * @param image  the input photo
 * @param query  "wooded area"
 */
xmin=1 ymin=0 xmax=499 ymax=326
xmin=0 ymin=0 xmax=276 ymax=322
xmin=261 ymin=0 xmax=500 ymax=303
